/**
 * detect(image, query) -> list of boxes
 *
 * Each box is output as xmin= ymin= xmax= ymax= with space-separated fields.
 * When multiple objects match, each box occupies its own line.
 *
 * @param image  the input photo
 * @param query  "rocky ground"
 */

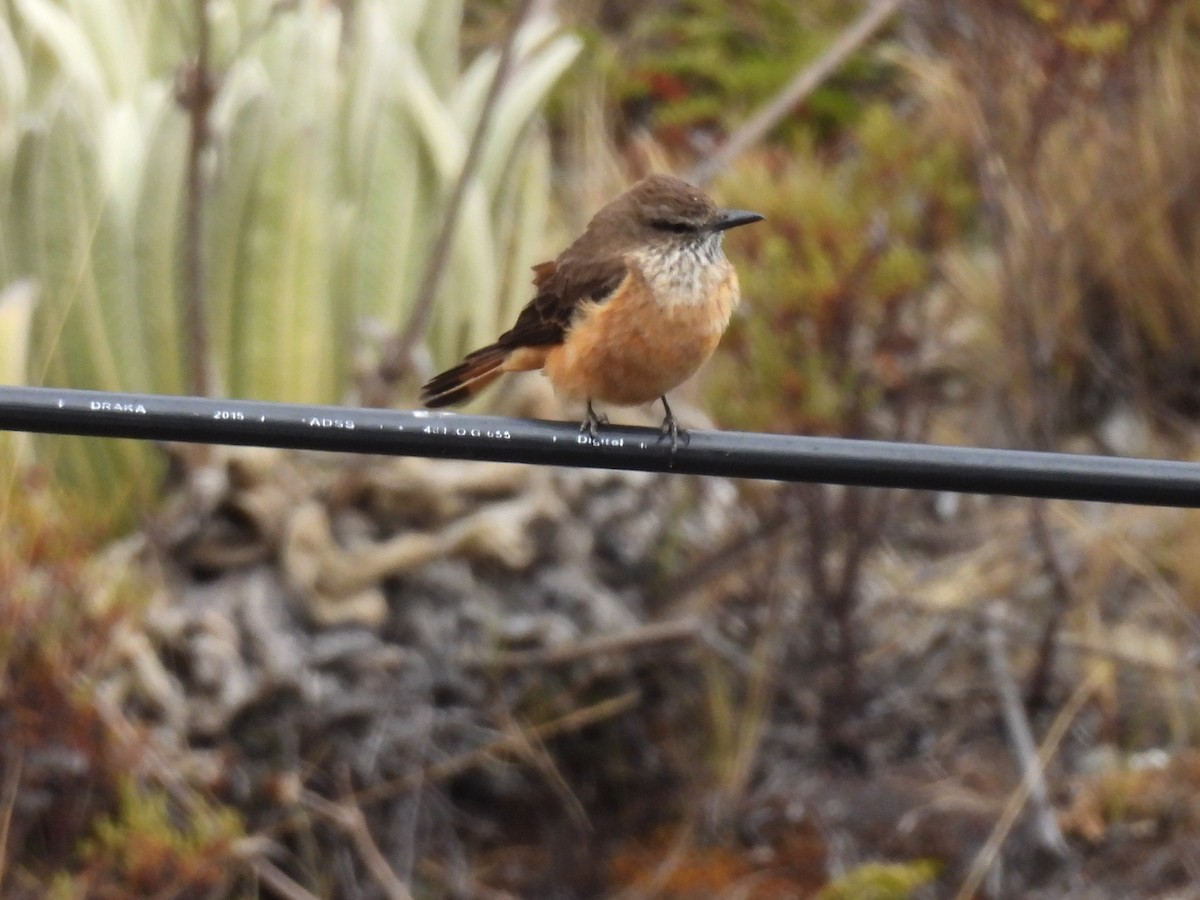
xmin=59 ymin=417 xmax=1200 ymax=898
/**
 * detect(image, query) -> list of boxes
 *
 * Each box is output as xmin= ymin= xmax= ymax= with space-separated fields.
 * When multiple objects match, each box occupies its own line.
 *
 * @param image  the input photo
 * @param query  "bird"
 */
xmin=420 ymin=173 xmax=763 ymax=447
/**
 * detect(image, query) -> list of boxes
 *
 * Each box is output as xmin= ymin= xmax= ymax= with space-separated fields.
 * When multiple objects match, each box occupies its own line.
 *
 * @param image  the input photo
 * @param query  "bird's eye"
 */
xmin=650 ymin=219 xmax=695 ymax=234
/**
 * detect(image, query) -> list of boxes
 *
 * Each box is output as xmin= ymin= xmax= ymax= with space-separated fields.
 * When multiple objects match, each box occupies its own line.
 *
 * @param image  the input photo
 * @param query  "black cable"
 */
xmin=1 ymin=385 xmax=1199 ymax=507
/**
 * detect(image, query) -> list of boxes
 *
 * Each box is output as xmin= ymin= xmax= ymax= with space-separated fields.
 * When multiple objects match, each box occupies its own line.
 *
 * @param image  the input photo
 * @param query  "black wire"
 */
xmin=2 ymin=385 xmax=1199 ymax=507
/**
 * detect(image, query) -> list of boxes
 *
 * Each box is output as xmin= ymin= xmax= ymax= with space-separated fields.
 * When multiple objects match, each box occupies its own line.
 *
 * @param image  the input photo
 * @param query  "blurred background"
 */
xmin=3 ymin=0 xmax=1200 ymax=896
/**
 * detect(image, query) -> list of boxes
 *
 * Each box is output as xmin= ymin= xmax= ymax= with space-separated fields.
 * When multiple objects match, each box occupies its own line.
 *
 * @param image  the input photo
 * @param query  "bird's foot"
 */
xmin=656 ymin=396 xmax=690 ymax=457
xmin=657 ymin=414 xmax=690 ymax=452
xmin=581 ymin=400 xmax=609 ymax=440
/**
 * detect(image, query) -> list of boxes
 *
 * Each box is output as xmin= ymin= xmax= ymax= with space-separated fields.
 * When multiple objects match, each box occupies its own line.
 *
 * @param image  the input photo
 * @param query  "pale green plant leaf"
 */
xmin=397 ymin=45 xmax=466 ymax=184
xmin=12 ymin=0 xmax=106 ymax=103
xmin=132 ymin=91 xmax=188 ymax=395
xmin=0 ymin=278 xmax=37 ymax=470
xmin=2 ymin=0 xmax=576 ymax=516
xmin=99 ymin=99 xmax=146 ymax=226
xmin=206 ymin=0 xmax=244 ymax=72
xmin=11 ymin=92 xmax=150 ymax=504
xmin=386 ymin=0 xmax=432 ymax=42
xmin=0 ymin=278 xmax=36 ymax=386
xmin=127 ymin=0 xmax=189 ymax=75
xmin=205 ymin=58 xmax=272 ymax=394
xmin=494 ymin=127 xmax=551 ymax=325
xmin=335 ymin=1 xmax=424 ymax=328
xmin=414 ymin=0 xmax=461 ymax=95
xmin=61 ymin=0 xmax=144 ymax=100
xmin=0 ymin=16 xmax=29 ymax=124
xmin=475 ymin=30 xmax=581 ymax=192
xmin=437 ymin=180 xmax=499 ymax=357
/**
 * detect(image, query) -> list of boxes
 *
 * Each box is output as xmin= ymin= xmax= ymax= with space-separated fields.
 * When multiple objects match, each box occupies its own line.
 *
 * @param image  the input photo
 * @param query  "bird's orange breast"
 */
xmin=543 ymin=262 xmax=739 ymax=407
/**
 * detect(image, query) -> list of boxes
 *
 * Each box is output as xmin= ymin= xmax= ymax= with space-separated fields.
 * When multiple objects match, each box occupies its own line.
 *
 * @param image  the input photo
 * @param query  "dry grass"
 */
xmin=910 ymin=0 xmax=1200 ymax=446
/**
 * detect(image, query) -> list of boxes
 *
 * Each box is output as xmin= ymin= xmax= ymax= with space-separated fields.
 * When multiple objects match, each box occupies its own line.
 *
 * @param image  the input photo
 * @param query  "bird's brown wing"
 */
xmin=495 ymin=255 xmax=629 ymax=350
xmin=420 ymin=254 xmax=627 ymax=407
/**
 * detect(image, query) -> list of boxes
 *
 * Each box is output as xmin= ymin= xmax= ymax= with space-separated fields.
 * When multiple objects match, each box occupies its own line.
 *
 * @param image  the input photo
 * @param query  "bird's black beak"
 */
xmin=713 ymin=208 xmax=765 ymax=232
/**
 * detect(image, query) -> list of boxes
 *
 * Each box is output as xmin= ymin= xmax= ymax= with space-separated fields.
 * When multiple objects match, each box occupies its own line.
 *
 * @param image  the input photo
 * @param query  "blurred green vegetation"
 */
xmin=708 ymin=103 xmax=975 ymax=437
xmin=566 ymin=0 xmax=893 ymax=144
xmin=916 ymin=0 xmax=1200 ymax=445
xmin=0 ymin=475 xmax=168 ymax=895
xmin=613 ymin=0 xmax=877 ymax=133
xmin=816 ymin=859 xmax=941 ymax=900
xmin=0 ymin=0 xmax=577 ymax=516
xmin=73 ymin=778 xmax=244 ymax=897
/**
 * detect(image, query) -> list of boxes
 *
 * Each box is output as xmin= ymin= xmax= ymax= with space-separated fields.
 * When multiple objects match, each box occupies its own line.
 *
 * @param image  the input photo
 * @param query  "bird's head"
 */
xmin=621 ymin=174 xmax=764 ymax=251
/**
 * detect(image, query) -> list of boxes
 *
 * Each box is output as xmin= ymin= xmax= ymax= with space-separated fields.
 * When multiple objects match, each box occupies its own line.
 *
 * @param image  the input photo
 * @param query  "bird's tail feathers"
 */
xmin=420 ymin=344 xmax=510 ymax=408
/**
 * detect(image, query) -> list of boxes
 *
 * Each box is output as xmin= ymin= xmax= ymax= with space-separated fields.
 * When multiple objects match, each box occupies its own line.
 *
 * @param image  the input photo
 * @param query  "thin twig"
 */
xmin=497 ymin=711 xmax=591 ymax=831
xmin=263 ymin=692 xmax=639 ymax=845
xmin=957 ymin=606 xmax=1078 ymax=900
xmin=303 ymin=771 xmax=416 ymax=900
xmin=710 ymin=552 xmax=795 ymax=821
xmin=687 ymin=0 xmax=907 ymax=187
xmin=368 ymin=0 xmax=539 ymax=403
xmin=361 ymin=691 xmax=638 ymax=806
xmin=178 ymin=0 xmax=217 ymax=396
xmin=1025 ymin=501 xmax=1076 ymax=710
xmin=954 ymin=665 xmax=1096 ymax=900
xmin=0 ymin=750 xmax=22 ymax=891
xmin=982 ymin=605 xmax=1069 ymax=859
xmin=240 ymin=848 xmax=323 ymax=900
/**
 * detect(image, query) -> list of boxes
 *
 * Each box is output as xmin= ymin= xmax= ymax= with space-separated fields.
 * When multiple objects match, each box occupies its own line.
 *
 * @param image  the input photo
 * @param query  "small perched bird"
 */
xmin=420 ymin=174 xmax=763 ymax=445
